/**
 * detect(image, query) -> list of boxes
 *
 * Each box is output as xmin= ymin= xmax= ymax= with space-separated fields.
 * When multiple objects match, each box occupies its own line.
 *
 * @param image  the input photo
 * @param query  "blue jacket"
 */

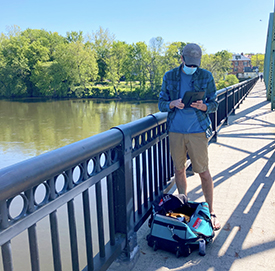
xmin=158 ymin=64 xmax=218 ymax=138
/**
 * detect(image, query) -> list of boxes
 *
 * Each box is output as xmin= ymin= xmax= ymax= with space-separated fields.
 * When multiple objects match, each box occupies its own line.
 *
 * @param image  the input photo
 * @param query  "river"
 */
xmin=0 ymin=98 xmax=159 ymax=170
xmin=0 ymin=98 xmax=159 ymax=271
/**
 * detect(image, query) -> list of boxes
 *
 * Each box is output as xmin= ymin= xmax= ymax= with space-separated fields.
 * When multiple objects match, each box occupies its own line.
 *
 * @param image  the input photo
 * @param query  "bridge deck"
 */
xmin=131 ymin=80 xmax=275 ymax=271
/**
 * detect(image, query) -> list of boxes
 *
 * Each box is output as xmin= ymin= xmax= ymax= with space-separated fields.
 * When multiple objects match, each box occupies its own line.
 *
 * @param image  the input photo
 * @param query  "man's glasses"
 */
xmin=185 ymin=64 xmax=198 ymax=68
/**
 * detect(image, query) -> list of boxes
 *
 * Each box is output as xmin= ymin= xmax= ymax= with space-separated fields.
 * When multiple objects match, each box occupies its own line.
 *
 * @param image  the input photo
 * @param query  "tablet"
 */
xmin=182 ymin=91 xmax=205 ymax=107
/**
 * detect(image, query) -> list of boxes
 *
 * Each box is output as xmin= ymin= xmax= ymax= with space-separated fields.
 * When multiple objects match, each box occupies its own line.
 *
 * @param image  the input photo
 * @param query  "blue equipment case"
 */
xmin=147 ymin=194 xmax=215 ymax=257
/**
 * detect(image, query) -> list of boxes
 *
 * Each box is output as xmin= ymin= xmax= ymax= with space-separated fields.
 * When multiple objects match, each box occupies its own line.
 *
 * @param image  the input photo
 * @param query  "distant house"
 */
xmin=229 ymin=53 xmax=256 ymax=80
xmin=242 ymin=66 xmax=259 ymax=79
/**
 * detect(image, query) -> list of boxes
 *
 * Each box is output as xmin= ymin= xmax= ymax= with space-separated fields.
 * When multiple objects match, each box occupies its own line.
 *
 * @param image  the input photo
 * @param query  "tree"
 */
xmin=201 ymin=50 xmax=232 ymax=82
xmin=107 ymin=41 xmax=129 ymax=89
xmin=66 ymin=31 xmax=84 ymax=43
xmin=251 ymin=54 xmax=264 ymax=72
xmin=130 ymin=42 xmax=149 ymax=89
xmin=164 ymin=41 xmax=186 ymax=70
xmin=30 ymin=61 xmax=69 ymax=97
xmin=217 ymin=74 xmax=239 ymax=90
xmin=122 ymin=43 xmax=136 ymax=91
xmin=89 ymin=27 xmax=115 ymax=81
xmin=146 ymin=37 xmax=165 ymax=95
xmin=31 ymin=41 xmax=98 ymax=97
xmin=5 ymin=25 xmax=21 ymax=37
xmin=21 ymin=29 xmax=51 ymax=96
xmin=0 ymin=33 xmax=29 ymax=97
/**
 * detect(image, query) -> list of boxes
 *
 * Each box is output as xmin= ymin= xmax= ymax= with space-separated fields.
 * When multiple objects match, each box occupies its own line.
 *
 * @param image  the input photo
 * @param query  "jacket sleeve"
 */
xmin=158 ymin=73 xmax=174 ymax=112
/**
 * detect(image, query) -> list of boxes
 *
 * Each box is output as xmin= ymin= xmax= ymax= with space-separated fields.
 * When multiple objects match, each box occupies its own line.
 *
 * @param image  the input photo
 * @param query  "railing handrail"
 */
xmin=0 ymin=129 xmax=123 ymax=201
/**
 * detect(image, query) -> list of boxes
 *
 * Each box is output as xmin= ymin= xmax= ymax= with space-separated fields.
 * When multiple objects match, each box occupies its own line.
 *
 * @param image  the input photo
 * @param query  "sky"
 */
xmin=0 ymin=0 xmax=274 ymax=54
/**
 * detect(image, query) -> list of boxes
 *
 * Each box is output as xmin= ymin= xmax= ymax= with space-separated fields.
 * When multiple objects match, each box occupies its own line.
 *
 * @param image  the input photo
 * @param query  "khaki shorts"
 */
xmin=169 ymin=132 xmax=209 ymax=173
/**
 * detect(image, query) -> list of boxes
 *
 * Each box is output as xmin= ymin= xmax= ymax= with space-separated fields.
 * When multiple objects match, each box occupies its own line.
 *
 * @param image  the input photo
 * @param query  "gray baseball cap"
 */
xmin=182 ymin=43 xmax=202 ymax=67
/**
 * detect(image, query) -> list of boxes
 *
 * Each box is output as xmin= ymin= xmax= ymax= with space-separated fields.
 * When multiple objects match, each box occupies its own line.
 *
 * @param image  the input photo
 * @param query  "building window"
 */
xmin=243 ymin=62 xmax=247 ymax=66
xmin=235 ymin=62 xmax=238 ymax=66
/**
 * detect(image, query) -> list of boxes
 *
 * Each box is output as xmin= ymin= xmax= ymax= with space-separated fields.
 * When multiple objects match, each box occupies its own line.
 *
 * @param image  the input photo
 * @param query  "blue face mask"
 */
xmin=183 ymin=65 xmax=197 ymax=75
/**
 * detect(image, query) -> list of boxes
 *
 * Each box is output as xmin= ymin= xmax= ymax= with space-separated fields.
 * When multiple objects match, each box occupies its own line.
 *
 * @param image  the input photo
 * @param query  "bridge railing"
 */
xmin=0 ymin=77 xmax=258 ymax=271
xmin=210 ymin=76 xmax=258 ymax=141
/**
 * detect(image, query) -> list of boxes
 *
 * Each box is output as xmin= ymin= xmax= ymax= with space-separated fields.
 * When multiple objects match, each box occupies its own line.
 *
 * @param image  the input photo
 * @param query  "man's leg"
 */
xmin=199 ymin=169 xmax=213 ymax=212
xmin=169 ymin=132 xmax=188 ymax=195
xmin=199 ymin=169 xmax=220 ymax=230
xmin=175 ymin=167 xmax=187 ymax=195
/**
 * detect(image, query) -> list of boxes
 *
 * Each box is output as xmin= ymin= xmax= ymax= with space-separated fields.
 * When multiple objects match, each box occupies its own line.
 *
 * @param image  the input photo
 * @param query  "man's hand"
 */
xmin=190 ymin=100 xmax=207 ymax=111
xmin=169 ymin=98 xmax=185 ymax=109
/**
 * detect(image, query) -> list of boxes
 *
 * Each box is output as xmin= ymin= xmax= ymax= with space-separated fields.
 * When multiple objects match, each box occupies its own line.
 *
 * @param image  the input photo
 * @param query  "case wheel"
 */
xmin=153 ymin=241 xmax=158 ymax=251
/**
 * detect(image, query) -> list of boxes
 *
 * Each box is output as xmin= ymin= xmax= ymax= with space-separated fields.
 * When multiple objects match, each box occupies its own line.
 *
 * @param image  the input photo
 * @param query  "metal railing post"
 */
xmin=0 ymin=200 xmax=13 ymax=271
xmin=111 ymin=126 xmax=137 ymax=259
xmin=225 ymin=88 xmax=229 ymax=125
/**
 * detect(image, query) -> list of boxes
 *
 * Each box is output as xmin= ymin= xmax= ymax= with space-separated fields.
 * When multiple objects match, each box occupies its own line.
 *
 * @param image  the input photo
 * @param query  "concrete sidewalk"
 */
xmin=133 ymin=80 xmax=275 ymax=271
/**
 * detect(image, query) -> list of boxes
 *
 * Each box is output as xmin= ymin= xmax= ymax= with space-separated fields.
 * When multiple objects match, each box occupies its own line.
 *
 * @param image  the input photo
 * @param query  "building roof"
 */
xmin=231 ymin=54 xmax=251 ymax=61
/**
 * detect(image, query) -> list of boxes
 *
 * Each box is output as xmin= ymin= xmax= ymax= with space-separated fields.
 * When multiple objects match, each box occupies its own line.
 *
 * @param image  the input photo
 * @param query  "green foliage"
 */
xmin=250 ymin=54 xmax=264 ymax=72
xmin=146 ymin=37 xmax=166 ymax=96
xmin=66 ymin=31 xmax=83 ymax=43
xmin=0 ymin=26 xmax=251 ymax=100
xmin=0 ymin=34 xmax=29 ymax=97
xmin=30 ymin=61 xmax=70 ymax=97
xmin=89 ymin=27 xmax=114 ymax=81
xmin=217 ymin=74 xmax=239 ymax=90
xmin=85 ymin=86 xmax=115 ymax=98
xmin=54 ymin=41 xmax=98 ymax=89
xmin=164 ymin=41 xmax=186 ymax=70
xmin=201 ymin=50 xmax=232 ymax=83
xmin=128 ymin=41 xmax=149 ymax=89
xmin=106 ymin=41 xmax=129 ymax=87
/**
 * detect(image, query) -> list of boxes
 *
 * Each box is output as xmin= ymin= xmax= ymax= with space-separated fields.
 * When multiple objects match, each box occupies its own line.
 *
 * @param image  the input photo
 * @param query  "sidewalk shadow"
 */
xmin=170 ymin=117 xmax=275 ymax=270
xmin=159 ymin=141 xmax=275 ymax=271
xmin=210 ymin=148 xmax=275 ymax=270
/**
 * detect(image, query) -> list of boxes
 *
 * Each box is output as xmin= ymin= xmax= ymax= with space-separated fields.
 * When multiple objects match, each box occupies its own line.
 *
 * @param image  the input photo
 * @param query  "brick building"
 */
xmin=230 ymin=53 xmax=252 ymax=79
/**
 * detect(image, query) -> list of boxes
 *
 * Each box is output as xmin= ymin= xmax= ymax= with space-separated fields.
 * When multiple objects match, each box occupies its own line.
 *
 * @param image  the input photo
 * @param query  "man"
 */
xmin=158 ymin=43 xmax=221 ymax=230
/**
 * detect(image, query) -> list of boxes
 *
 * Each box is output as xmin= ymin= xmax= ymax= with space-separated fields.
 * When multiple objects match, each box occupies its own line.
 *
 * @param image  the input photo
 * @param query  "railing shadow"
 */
xmin=212 ymin=149 xmax=275 ymax=267
xmin=226 ymin=100 xmax=270 ymax=123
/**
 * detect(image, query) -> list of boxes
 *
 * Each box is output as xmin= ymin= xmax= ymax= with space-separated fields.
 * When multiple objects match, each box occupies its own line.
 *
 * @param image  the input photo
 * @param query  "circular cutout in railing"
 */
xmin=139 ymin=135 xmax=142 ymax=146
xmin=73 ymin=166 xmax=82 ymax=183
xmin=55 ymin=174 xmax=66 ymax=194
xmin=144 ymin=132 xmax=148 ymax=143
xmin=110 ymin=148 xmax=118 ymax=163
xmin=88 ymin=159 xmax=95 ymax=175
xmin=100 ymin=153 xmax=107 ymax=168
xmin=34 ymin=183 xmax=49 ymax=206
xmin=7 ymin=194 xmax=27 ymax=220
